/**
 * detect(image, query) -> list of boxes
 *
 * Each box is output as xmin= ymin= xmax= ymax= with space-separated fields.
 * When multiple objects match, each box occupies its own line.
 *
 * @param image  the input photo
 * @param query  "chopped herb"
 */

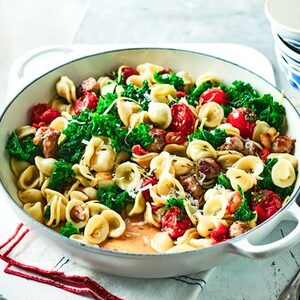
xmin=60 ymin=222 xmax=79 ymax=237
xmin=234 ymin=185 xmax=256 ymax=221
xmin=153 ymin=71 xmax=184 ymax=90
xmin=48 ymin=160 xmax=75 ymax=192
xmin=165 ymin=197 xmax=185 ymax=211
xmin=257 ymin=158 xmax=295 ymax=200
xmin=216 ymin=174 xmax=232 ymax=190
xmin=96 ymin=93 xmax=118 ymax=115
xmin=97 ymin=184 xmax=133 ymax=213
xmin=6 ymin=132 xmax=42 ymax=163
xmin=121 ymin=80 xmax=150 ymax=110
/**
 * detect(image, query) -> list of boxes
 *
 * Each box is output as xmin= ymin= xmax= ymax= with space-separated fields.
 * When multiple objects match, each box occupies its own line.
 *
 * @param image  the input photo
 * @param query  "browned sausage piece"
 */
xmin=145 ymin=128 xmax=166 ymax=153
xmin=242 ymin=140 xmax=260 ymax=156
xmin=179 ymin=174 xmax=204 ymax=199
xmin=271 ymin=136 xmax=296 ymax=153
xmin=70 ymin=205 xmax=86 ymax=222
xmin=77 ymin=77 xmax=99 ymax=97
xmin=34 ymin=126 xmax=60 ymax=158
xmin=218 ymin=136 xmax=244 ymax=152
xmin=229 ymin=221 xmax=251 ymax=238
xmin=197 ymin=158 xmax=222 ymax=180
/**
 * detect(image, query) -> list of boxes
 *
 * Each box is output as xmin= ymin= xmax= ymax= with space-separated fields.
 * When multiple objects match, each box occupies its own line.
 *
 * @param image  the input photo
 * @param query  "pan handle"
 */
xmin=231 ymin=200 xmax=300 ymax=258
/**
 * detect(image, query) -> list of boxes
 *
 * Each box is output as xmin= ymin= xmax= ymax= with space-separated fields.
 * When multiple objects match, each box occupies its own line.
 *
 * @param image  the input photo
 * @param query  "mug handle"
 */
xmin=230 ymin=200 xmax=300 ymax=258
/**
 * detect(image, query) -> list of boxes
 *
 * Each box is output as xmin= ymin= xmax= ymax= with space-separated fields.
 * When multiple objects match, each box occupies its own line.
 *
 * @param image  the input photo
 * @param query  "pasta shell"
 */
xmin=114 ymin=162 xmax=141 ymax=191
xmin=184 ymin=201 xmax=198 ymax=225
xmin=150 ymin=84 xmax=177 ymax=104
xmin=16 ymin=125 xmax=36 ymax=139
xmin=226 ymin=168 xmax=256 ymax=192
xmin=233 ymin=155 xmax=264 ymax=178
xmin=150 ymin=151 xmax=175 ymax=179
xmin=187 ymin=140 xmax=217 ymax=161
xmin=10 ymin=158 xmax=30 ymax=178
xmin=176 ymin=71 xmax=194 ymax=92
xmin=91 ymin=146 xmax=116 ymax=172
xmin=50 ymin=116 xmax=68 ymax=132
xmin=267 ymin=153 xmax=298 ymax=168
xmin=144 ymin=202 xmax=161 ymax=228
xmin=175 ymin=228 xmax=199 ymax=245
xmin=56 ymin=76 xmax=76 ymax=103
xmin=18 ymin=189 xmax=43 ymax=204
xmin=166 ymin=244 xmax=195 ymax=253
xmin=151 ymin=232 xmax=174 ymax=253
xmin=72 ymin=164 xmax=97 ymax=187
xmin=35 ymin=156 xmax=57 ymax=177
xmin=50 ymin=97 xmax=68 ymax=112
xmin=128 ymin=191 xmax=146 ymax=216
xmin=132 ymin=152 xmax=159 ymax=169
xmin=156 ymin=173 xmax=185 ymax=198
xmin=195 ymin=214 xmax=220 ymax=237
xmin=271 ymin=158 xmax=296 ymax=188
xmin=216 ymin=150 xmax=243 ymax=169
xmin=163 ymin=144 xmax=187 ymax=157
xmin=101 ymin=210 xmax=126 ymax=238
xmin=148 ymin=102 xmax=172 ymax=129
xmin=23 ymin=202 xmax=43 ymax=223
xmin=252 ymin=120 xmax=270 ymax=142
xmin=195 ymin=74 xmax=221 ymax=87
xmin=45 ymin=195 xmax=66 ymax=227
xmin=172 ymin=156 xmax=194 ymax=176
xmin=66 ymin=199 xmax=90 ymax=229
xmin=69 ymin=191 xmax=88 ymax=202
xmin=81 ymin=187 xmax=98 ymax=200
xmin=203 ymin=195 xmax=228 ymax=218
xmin=189 ymin=238 xmax=214 ymax=249
xmin=18 ymin=165 xmax=43 ymax=190
xmin=129 ymin=111 xmax=151 ymax=129
xmin=84 ymin=200 xmax=110 ymax=216
xmin=218 ymin=123 xmax=240 ymax=137
xmin=98 ymin=76 xmax=112 ymax=89
xmin=137 ymin=63 xmax=164 ymax=83
xmin=126 ymin=75 xmax=144 ymax=87
xmin=116 ymin=99 xmax=141 ymax=127
xmin=198 ymin=102 xmax=224 ymax=128
xmin=84 ymin=214 xmax=110 ymax=244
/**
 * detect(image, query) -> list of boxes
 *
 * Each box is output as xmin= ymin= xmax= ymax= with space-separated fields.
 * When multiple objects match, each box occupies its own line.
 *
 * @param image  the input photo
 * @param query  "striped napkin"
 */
xmin=0 ymin=223 xmax=213 ymax=300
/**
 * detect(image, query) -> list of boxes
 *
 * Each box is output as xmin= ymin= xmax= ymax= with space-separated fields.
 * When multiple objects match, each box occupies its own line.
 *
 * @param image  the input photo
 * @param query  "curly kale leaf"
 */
xmin=165 ymin=197 xmax=185 ymax=211
xmin=60 ymin=222 xmax=79 ymax=237
xmin=126 ymin=123 xmax=154 ymax=148
xmin=96 ymin=93 xmax=118 ymax=115
xmin=153 ymin=71 xmax=184 ymax=90
xmin=257 ymin=158 xmax=295 ymax=200
xmin=97 ymin=184 xmax=133 ymax=213
xmin=234 ymin=185 xmax=256 ymax=221
xmin=121 ymin=80 xmax=150 ymax=110
xmin=48 ymin=160 xmax=75 ymax=192
xmin=188 ymin=127 xmax=227 ymax=148
xmin=6 ymin=132 xmax=42 ymax=163
xmin=216 ymin=174 xmax=232 ymax=190
xmin=227 ymin=81 xmax=285 ymax=131
xmin=186 ymin=81 xmax=222 ymax=106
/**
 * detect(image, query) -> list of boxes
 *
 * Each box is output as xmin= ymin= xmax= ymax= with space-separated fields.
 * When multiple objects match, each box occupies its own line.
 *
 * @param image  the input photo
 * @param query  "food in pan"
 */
xmin=6 ymin=63 xmax=298 ymax=253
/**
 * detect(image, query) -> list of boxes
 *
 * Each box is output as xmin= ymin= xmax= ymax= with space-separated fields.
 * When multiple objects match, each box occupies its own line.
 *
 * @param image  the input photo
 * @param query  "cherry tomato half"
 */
xmin=200 ymin=87 xmax=228 ymax=105
xmin=176 ymin=91 xmax=186 ymax=98
xmin=165 ymin=132 xmax=186 ymax=145
xmin=132 ymin=145 xmax=148 ymax=156
xmin=141 ymin=177 xmax=158 ymax=202
xmin=211 ymin=224 xmax=229 ymax=244
xmin=162 ymin=207 xmax=193 ymax=239
xmin=122 ymin=67 xmax=138 ymax=80
xmin=259 ymin=148 xmax=270 ymax=163
xmin=253 ymin=190 xmax=282 ymax=224
xmin=74 ymin=92 xmax=99 ymax=115
xmin=42 ymin=109 xmax=61 ymax=124
xmin=170 ymin=103 xmax=196 ymax=136
xmin=227 ymin=107 xmax=256 ymax=139
xmin=30 ymin=103 xmax=48 ymax=125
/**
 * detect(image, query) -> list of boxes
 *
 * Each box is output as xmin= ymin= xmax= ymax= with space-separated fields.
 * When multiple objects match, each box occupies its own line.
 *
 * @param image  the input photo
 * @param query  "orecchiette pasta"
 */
xmin=198 ymin=102 xmax=224 ymax=128
xmin=7 ymin=62 xmax=297 ymax=254
xmin=56 ymin=76 xmax=77 ymax=103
